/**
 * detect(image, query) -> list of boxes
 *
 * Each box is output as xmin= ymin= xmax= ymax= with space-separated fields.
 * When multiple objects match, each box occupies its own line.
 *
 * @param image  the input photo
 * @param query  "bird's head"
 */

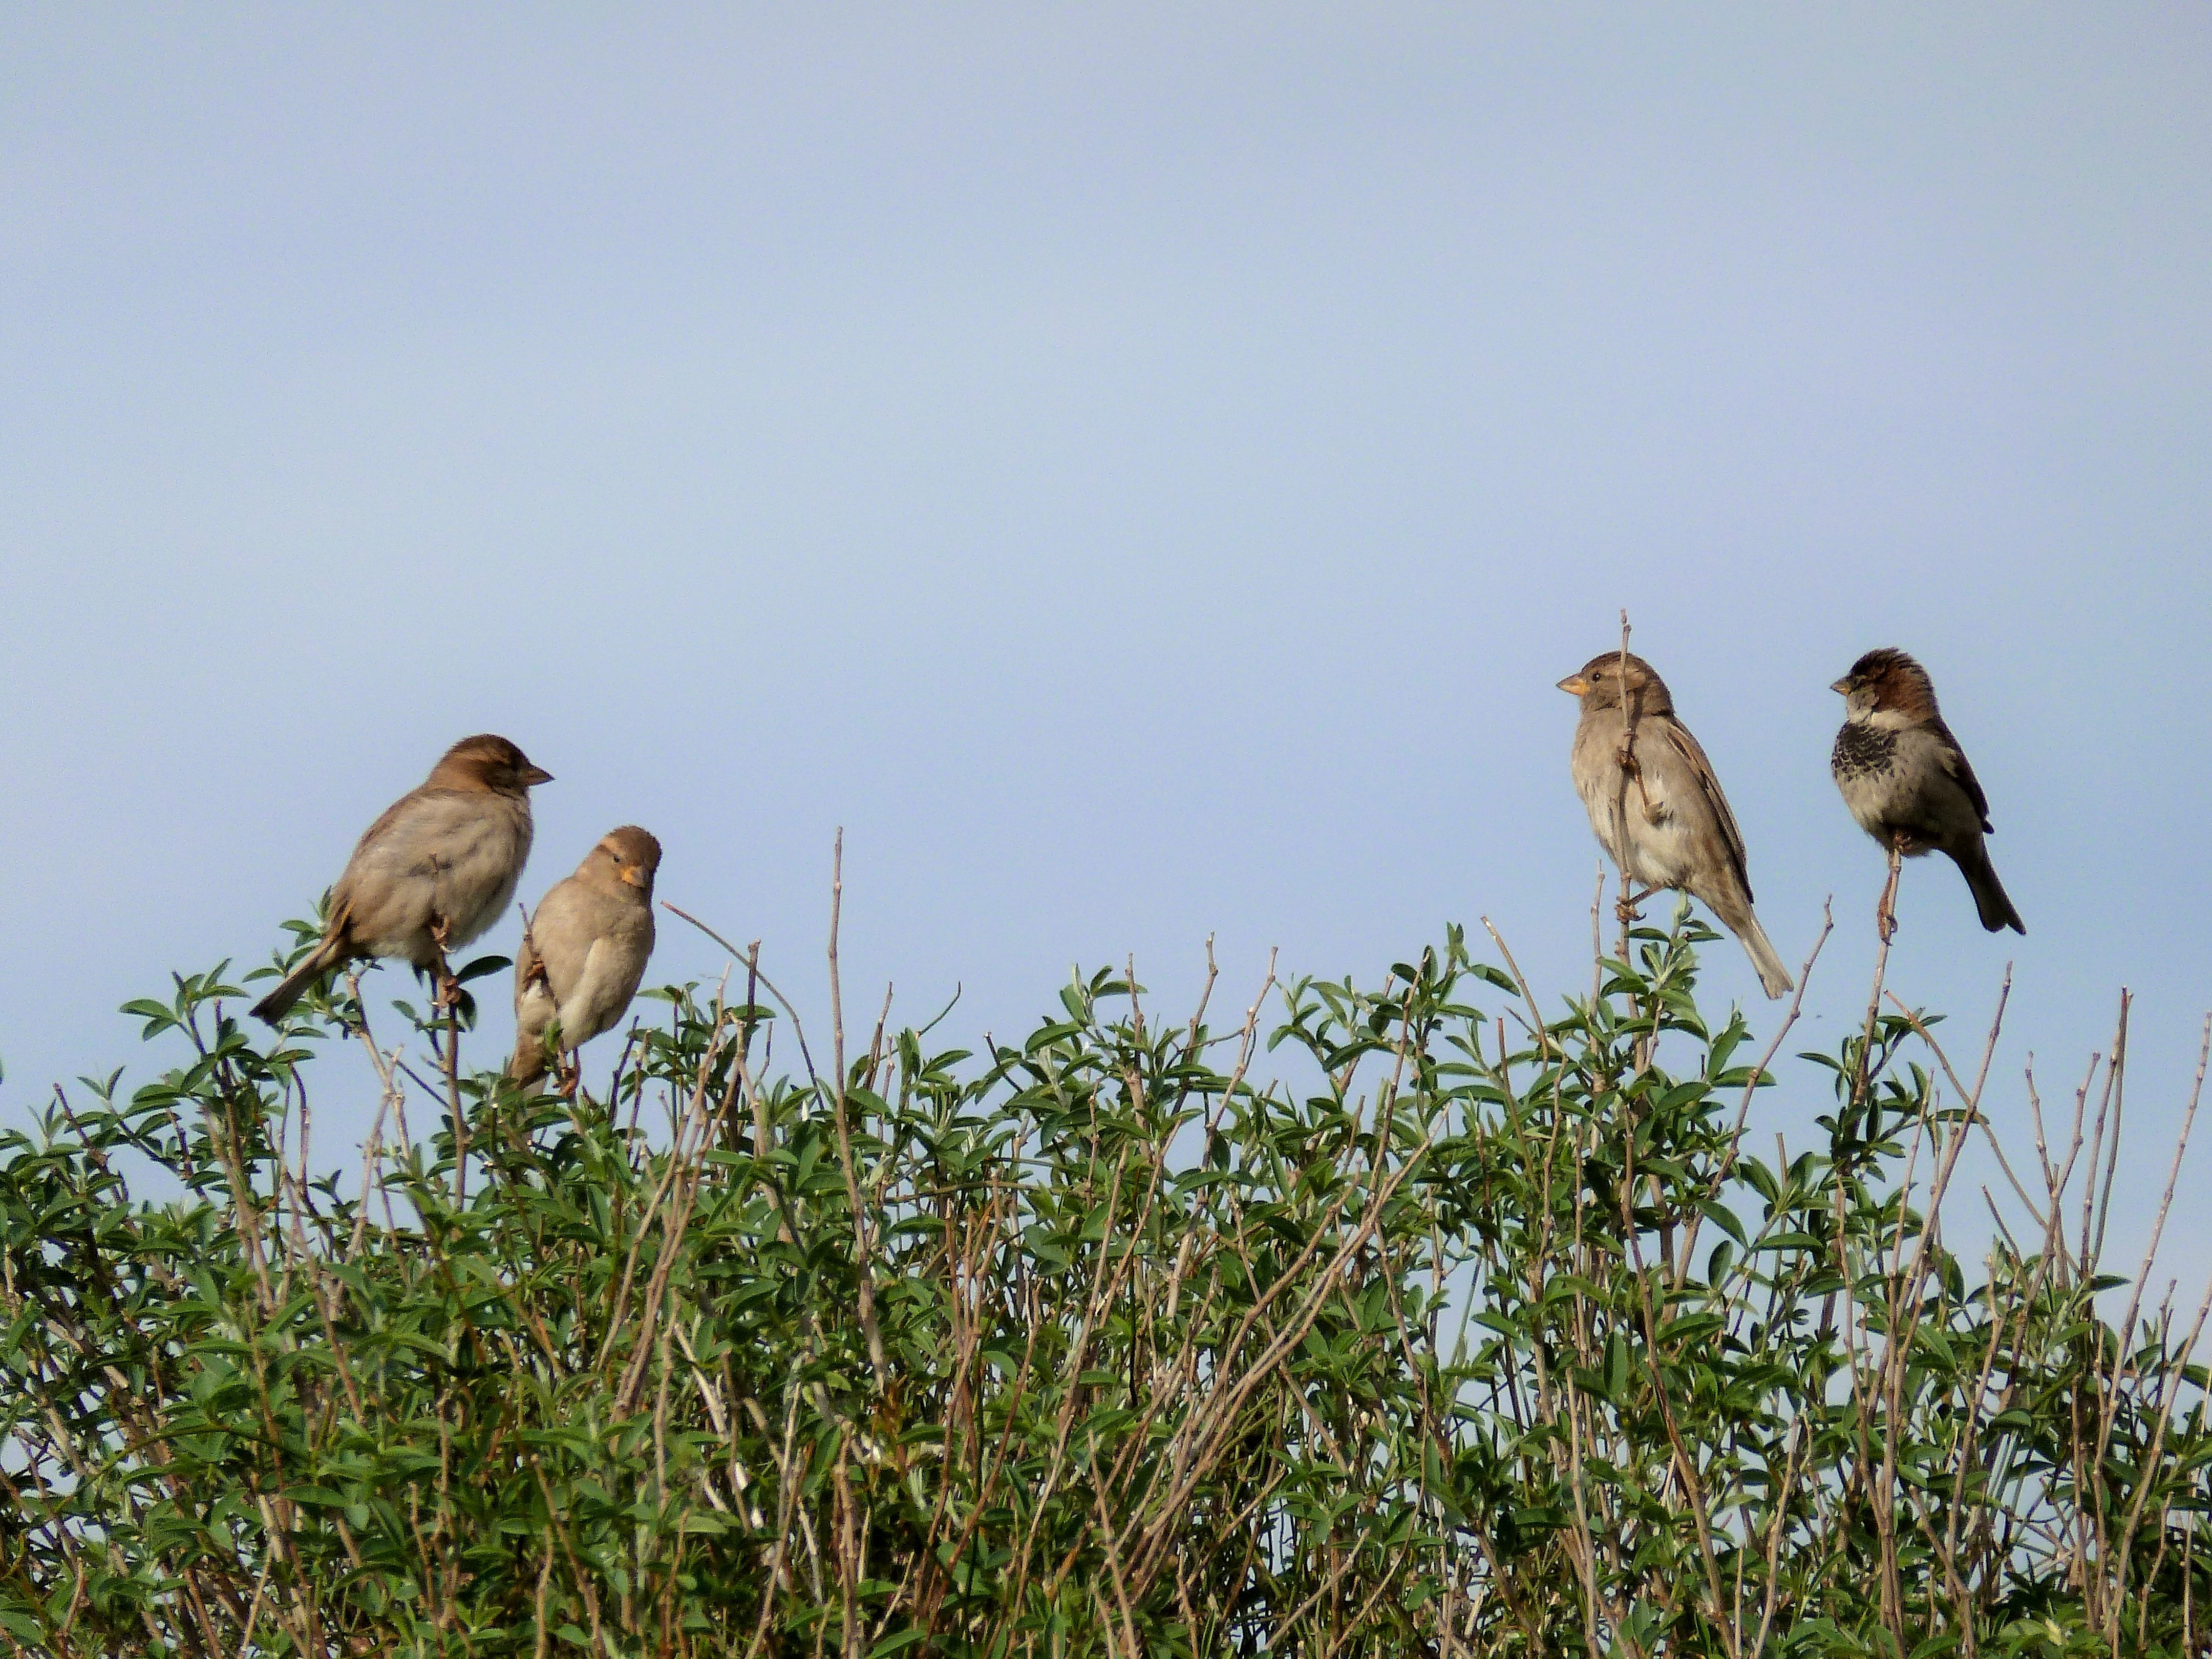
xmin=430 ymin=735 xmax=555 ymax=795
xmin=591 ymin=825 xmax=663 ymax=894
xmin=1831 ymin=648 xmax=1937 ymax=728
xmin=1557 ymin=651 xmax=1673 ymax=717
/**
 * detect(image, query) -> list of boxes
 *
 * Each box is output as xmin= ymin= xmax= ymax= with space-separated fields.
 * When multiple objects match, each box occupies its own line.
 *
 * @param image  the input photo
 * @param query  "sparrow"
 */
xmin=251 ymin=735 xmax=553 ymax=1023
xmin=509 ymin=826 xmax=661 ymax=1087
xmin=1559 ymin=651 xmax=1795 ymax=999
xmin=1830 ymin=648 xmax=2024 ymax=935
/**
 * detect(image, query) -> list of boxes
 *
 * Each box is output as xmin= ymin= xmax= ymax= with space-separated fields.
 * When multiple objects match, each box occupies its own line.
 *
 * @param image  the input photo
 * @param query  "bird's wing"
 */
xmin=513 ymin=903 xmax=547 ymax=1008
xmin=327 ymin=789 xmax=458 ymax=938
xmin=559 ymin=925 xmax=651 ymax=1049
xmin=511 ymin=935 xmax=559 ymax=1074
xmin=345 ymin=789 xmax=484 ymax=881
xmin=1930 ymin=718 xmax=1994 ymax=831
xmin=1654 ymin=716 xmax=1754 ymax=899
xmin=520 ymin=877 xmax=595 ymax=1001
xmin=513 ymin=971 xmax=558 ymax=1050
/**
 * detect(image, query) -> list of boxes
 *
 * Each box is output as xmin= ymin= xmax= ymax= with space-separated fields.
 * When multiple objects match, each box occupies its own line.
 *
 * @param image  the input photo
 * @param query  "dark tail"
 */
xmin=1952 ymin=840 xmax=2025 ymax=935
xmin=251 ymin=940 xmax=343 ymax=1024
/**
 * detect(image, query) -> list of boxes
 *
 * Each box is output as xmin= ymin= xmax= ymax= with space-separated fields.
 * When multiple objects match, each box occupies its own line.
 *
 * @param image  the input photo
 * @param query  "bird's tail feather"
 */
xmin=1724 ymin=907 xmax=1795 ymax=1001
xmin=251 ymin=941 xmax=341 ymax=1025
xmin=1692 ymin=885 xmax=1795 ymax=1000
xmin=1956 ymin=844 xmax=2026 ymax=935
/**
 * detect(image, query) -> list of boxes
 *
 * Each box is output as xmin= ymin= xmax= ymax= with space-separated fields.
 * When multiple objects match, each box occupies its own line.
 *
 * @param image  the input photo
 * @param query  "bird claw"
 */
xmin=1615 ymin=884 xmax=1657 ymax=925
xmin=1614 ymin=744 xmax=1640 ymax=776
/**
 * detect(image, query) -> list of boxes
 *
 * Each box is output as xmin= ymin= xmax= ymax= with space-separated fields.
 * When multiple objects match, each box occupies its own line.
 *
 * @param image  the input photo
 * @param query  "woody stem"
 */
xmin=430 ymin=924 xmax=467 ymax=1205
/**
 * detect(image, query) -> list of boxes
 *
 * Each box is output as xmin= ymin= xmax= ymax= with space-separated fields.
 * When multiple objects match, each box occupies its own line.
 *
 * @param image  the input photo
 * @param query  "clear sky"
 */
xmin=5 ymin=9 xmax=2209 ymax=1290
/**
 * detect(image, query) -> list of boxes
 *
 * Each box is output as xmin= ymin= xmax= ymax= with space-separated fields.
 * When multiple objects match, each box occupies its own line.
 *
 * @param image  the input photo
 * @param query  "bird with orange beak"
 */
xmin=509 ymin=826 xmax=662 ymax=1088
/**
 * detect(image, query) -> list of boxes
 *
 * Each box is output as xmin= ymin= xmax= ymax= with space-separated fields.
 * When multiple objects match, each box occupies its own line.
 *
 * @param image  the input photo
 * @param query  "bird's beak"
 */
xmin=619 ymin=865 xmax=649 ymax=889
xmin=1828 ymin=679 xmax=1851 ymax=696
xmin=1556 ymin=674 xmax=1589 ymax=695
xmin=523 ymin=764 xmax=555 ymax=786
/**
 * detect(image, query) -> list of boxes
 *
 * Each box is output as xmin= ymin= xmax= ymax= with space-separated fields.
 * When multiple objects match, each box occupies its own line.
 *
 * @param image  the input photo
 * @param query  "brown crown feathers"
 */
xmin=426 ymin=734 xmax=556 ymax=794
xmin=1831 ymin=648 xmax=1940 ymax=722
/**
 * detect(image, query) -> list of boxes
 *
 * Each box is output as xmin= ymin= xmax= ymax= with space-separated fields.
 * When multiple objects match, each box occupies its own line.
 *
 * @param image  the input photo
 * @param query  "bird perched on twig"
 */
xmin=1559 ymin=651 xmax=1794 ymax=999
xmin=250 ymin=735 xmax=553 ymax=1023
xmin=509 ymin=826 xmax=661 ymax=1089
xmin=1830 ymin=648 xmax=2024 ymax=938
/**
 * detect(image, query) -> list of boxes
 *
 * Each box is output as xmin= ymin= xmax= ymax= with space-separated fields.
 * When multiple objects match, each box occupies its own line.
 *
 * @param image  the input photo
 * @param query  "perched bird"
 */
xmin=509 ymin=826 xmax=661 ymax=1087
xmin=1830 ymin=648 xmax=2024 ymax=937
xmin=251 ymin=735 xmax=553 ymax=1023
xmin=1559 ymin=651 xmax=1795 ymax=999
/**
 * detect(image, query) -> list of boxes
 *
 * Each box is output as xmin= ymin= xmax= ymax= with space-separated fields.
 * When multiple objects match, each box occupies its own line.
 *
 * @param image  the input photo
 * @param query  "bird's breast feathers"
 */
xmin=1571 ymin=719 xmax=1704 ymax=886
xmin=1830 ymin=721 xmax=1896 ymax=782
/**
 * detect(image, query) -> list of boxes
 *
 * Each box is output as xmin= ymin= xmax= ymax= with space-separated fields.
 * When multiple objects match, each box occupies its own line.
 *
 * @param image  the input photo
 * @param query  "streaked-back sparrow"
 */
xmin=1831 ymin=648 xmax=2023 ymax=935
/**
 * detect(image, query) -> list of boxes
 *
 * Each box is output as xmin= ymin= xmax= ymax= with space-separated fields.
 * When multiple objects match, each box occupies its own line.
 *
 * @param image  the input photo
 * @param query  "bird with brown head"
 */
xmin=1831 ymin=648 xmax=2024 ymax=936
xmin=1558 ymin=651 xmax=1795 ymax=998
xmin=250 ymin=734 xmax=554 ymax=1023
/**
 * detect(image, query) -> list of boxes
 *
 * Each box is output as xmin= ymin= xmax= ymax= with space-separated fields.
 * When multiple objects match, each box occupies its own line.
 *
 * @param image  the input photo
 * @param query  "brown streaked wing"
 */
xmin=1930 ymin=717 xmax=1994 ymax=831
xmin=343 ymin=786 xmax=426 ymax=863
xmin=1656 ymin=716 xmax=1754 ymax=900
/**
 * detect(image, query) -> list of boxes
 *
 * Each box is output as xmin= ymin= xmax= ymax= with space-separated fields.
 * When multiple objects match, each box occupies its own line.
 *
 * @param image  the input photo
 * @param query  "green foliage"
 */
xmin=1 ymin=915 xmax=2206 ymax=1656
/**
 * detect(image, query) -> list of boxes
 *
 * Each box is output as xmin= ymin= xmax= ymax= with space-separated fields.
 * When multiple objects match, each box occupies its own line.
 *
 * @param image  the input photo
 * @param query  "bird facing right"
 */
xmin=509 ymin=826 xmax=662 ymax=1088
xmin=1830 ymin=648 xmax=2024 ymax=936
xmin=251 ymin=735 xmax=553 ymax=1024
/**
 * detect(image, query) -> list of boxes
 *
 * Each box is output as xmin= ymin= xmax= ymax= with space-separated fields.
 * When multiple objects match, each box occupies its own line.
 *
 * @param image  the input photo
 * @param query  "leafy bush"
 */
xmin=2 ymin=904 xmax=2206 ymax=1656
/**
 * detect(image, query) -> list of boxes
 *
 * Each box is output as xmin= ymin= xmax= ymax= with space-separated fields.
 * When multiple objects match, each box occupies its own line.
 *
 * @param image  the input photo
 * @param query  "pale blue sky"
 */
xmin=4 ymin=8 xmax=2209 ymax=1284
